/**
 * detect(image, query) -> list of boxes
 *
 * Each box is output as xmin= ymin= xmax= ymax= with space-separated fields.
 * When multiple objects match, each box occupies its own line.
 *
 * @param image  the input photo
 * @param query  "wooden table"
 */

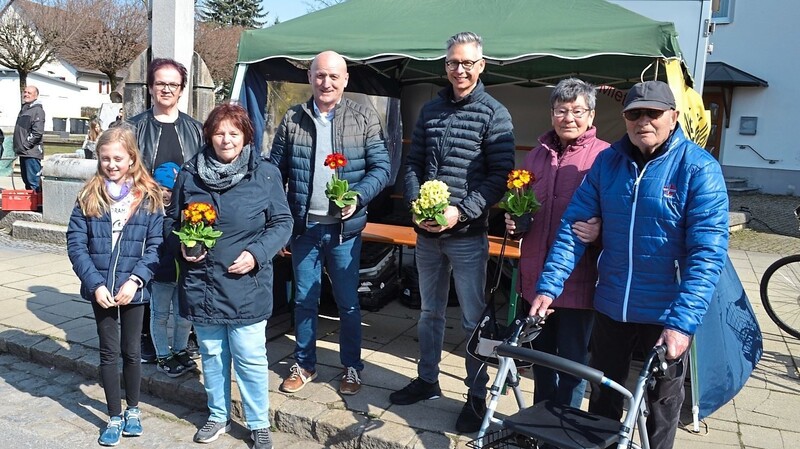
xmin=362 ymin=222 xmax=522 ymax=323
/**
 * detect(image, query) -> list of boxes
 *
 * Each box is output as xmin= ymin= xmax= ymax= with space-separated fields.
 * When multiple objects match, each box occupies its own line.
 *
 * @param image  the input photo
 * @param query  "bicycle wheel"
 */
xmin=760 ymin=254 xmax=800 ymax=339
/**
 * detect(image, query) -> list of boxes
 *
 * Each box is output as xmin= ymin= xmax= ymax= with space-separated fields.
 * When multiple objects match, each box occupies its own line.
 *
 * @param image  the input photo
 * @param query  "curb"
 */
xmin=0 ymin=324 xmax=463 ymax=449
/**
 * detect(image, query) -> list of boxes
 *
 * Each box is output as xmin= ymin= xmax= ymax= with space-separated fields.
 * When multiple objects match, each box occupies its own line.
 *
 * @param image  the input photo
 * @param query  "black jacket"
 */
xmin=165 ymin=146 xmax=293 ymax=325
xmin=404 ymin=81 xmax=515 ymax=237
xmin=13 ymin=101 xmax=45 ymax=159
xmin=128 ymin=109 xmax=203 ymax=171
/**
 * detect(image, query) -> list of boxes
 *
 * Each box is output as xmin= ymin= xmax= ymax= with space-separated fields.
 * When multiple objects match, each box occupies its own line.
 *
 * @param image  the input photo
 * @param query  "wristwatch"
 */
xmin=128 ymin=275 xmax=144 ymax=289
xmin=458 ymin=209 xmax=469 ymax=223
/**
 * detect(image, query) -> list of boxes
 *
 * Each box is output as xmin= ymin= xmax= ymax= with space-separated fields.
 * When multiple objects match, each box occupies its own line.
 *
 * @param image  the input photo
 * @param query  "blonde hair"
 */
xmin=88 ymin=119 xmax=102 ymax=141
xmin=77 ymin=125 xmax=164 ymax=217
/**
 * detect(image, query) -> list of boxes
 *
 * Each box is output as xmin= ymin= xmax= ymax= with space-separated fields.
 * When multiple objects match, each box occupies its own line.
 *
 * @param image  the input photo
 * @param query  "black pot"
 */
xmin=510 ymin=212 xmax=532 ymax=235
xmin=185 ymin=243 xmax=206 ymax=257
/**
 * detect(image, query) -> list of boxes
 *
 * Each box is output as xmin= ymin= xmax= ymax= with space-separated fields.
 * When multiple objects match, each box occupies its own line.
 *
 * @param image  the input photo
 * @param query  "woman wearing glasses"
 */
xmin=505 ymin=78 xmax=607 ymax=411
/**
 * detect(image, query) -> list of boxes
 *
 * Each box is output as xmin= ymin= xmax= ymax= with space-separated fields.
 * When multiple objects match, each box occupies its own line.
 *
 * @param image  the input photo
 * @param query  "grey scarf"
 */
xmin=196 ymin=145 xmax=251 ymax=191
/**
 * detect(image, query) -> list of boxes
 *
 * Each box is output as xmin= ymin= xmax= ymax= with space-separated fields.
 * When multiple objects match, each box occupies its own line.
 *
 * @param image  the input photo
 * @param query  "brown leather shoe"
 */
xmin=280 ymin=363 xmax=316 ymax=393
xmin=339 ymin=367 xmax=362 ymax=395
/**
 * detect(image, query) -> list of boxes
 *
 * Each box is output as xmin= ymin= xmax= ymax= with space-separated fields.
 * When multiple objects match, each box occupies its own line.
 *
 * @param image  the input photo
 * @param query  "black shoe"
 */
xmin=186 ymin=332 xmax=200 ymax=359
xmin=389 ymin=378 xmax=441 ymax=405
xmin=173 ymin=349 xmax=197 ymax=369
xmin=140 ymin=335 xmax=156 ymax=364
xmin=156 ymin=356 xmax=188 ymax=378
xmin=455 ymin=395 xmax=486 ymax=434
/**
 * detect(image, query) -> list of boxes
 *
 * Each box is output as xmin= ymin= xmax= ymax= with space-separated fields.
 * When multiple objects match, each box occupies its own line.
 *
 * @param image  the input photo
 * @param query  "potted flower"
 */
xmin=411 ymin=180 xmax=450 ymax=226
xmin=498 ymin=169 xmax=541 ymax=235
xmin=173 ymin=202 xmax=223 ymax=257
xmin=324 ymin=153 xmax=358 ymax=208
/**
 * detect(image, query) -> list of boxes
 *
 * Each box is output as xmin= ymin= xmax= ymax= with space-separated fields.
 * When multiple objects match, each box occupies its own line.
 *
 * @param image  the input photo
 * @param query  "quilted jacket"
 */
xmin=404 ymin=81 xmax=515 ymax=237
xmin=67 ymin=198 xmax=163 ymax=304
xmin=517 ymin=128 xmax=608 ymax=309
xmin=269 ymin=97 xmax=390 ymax=240
xmin=536 ymin=125 xmax=729 ymax=335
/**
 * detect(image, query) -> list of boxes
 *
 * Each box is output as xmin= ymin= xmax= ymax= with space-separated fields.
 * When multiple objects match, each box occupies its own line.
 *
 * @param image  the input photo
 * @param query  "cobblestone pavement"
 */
xmin=729 ymin=193 xmax=800 ymax=255
xmin=0 ymin=352 xmax=323 ymax=449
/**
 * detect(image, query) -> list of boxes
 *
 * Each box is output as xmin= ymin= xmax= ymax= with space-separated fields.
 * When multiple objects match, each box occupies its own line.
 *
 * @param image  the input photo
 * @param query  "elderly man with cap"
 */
xmin=529 ymin=80 xmax=728 ymax=449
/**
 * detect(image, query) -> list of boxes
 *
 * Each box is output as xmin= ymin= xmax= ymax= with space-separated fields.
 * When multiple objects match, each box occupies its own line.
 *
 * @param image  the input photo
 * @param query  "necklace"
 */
xmin=105 ymin=179 xmax=132 ymax=202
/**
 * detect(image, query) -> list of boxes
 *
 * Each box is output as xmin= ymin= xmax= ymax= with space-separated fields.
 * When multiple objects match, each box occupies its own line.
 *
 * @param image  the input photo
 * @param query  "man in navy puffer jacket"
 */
xmin=390 ymin=31 xmax=515 ymax=434
xmin=531 ymin=81 xmax=728 ymax=449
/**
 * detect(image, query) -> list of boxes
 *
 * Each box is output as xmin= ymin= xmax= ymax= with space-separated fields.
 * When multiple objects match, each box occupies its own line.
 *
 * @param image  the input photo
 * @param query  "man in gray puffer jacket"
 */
xmin=13 ymin=85 xmax=45 ymax=191
xmin=271 ymin=50 xmax=390 ymax=398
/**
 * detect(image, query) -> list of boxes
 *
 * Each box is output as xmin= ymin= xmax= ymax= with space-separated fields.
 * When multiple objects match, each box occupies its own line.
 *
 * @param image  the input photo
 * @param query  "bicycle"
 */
xmin=469 ymin=316 xmax=670 ymax=449
xmin=758 ymin=205 xmax=800 ymax=339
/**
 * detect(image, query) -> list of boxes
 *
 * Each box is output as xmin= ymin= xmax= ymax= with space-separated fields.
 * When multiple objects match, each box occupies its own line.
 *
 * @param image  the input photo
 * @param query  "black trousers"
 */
xmin=588 ymin=312 xmax=689 ymax=449
xmin=92 ymin=301 xmax=144 ymax=417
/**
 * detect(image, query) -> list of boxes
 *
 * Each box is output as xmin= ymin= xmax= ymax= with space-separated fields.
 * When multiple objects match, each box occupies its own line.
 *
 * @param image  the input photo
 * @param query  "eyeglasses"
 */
xmin=445 ymin=59 xmax=482 ymax=71
xmin=552 ymin=108 xmax=591 ymax=119
xmin=153 ymin=81 xmax=181 ymax=92
xmin=623 ymin=109 xmax=666 ymax=121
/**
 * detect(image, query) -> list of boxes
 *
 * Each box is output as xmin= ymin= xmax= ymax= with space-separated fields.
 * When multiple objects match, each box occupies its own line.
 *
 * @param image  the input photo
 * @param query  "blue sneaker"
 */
xmin=98 ymin=416 xmax=123 ymax=446
xmin=122 ymin=407 xmax=143 ymax=437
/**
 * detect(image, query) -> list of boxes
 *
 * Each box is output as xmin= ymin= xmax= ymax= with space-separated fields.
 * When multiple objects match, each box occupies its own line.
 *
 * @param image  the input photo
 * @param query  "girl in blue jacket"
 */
xmin=67 ymin=125 xmax=164 ymax=447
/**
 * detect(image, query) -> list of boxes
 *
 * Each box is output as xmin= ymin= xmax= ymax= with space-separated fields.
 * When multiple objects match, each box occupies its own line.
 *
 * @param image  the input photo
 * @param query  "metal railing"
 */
xmin=736 ymin=144 xmax=779 ymax=164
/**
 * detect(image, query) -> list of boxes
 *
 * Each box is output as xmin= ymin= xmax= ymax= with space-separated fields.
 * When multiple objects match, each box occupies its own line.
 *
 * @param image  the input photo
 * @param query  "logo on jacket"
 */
xmin=663 ymin=184 xmax=677 ymax=198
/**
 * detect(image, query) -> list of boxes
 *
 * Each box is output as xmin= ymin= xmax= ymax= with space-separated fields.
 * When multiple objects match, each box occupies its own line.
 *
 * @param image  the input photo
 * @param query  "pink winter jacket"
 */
xmin=517 ymin=127 xmax=609 ymax=309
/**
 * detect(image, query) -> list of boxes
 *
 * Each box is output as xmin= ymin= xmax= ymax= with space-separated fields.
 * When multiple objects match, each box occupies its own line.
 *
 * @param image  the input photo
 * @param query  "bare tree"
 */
xmin=304 ymin=0 xmax=345 ymax=12
xmin=194 ymin=20 xmax=244 ymax=103
xmin=59 ymin=0 xmax=147 ymax=92
xmin=0 ymin=0 xmax=88 ymax=93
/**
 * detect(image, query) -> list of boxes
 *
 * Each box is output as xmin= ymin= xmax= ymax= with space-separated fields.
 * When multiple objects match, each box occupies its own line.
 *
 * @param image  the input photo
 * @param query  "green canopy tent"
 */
xmin=232 ymin=0 xmax=685 ymax=151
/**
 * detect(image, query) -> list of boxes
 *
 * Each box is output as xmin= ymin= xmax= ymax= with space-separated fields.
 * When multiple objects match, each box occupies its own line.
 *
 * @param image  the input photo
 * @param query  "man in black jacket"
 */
xmin=128 ymin=58 xmax=203 ymax=364
xmin=390 ymin=31 xmax=515 ymax=434
xmin=13 ymin=85 xmax=45 ymax=192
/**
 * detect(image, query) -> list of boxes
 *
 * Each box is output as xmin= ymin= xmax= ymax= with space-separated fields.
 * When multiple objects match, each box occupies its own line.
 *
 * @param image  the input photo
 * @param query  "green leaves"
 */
xmin=499 ymin=189 xmax=541 ymax=217
xmin=173 ymin=222 xmax=223 ymax=249
xmin=326 ymin=176 xmax=359 ymax=208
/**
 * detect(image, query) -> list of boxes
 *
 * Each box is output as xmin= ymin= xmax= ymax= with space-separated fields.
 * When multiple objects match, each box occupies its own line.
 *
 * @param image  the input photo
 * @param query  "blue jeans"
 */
xmin=531 ymin=307 xmax=594 ymax=408
xmin=291 ymin=223 xmax=363 ymax=371
xmin=416 ymin=233 xmax=489 ymax=398
xmin=150 ymin=281 xmax=192 ymax=359
xmin=19 ymin=157 xmax=41 ymax=191
xmin=194 ymin=321 xmax=270 ymax=430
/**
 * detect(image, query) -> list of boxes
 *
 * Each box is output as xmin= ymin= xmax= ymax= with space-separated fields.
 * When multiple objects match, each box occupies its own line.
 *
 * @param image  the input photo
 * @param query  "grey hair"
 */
xmin=550 ymin=78 xmax=597 ymax=110
xmin=446 ymin=31 xmax=483 ymax=55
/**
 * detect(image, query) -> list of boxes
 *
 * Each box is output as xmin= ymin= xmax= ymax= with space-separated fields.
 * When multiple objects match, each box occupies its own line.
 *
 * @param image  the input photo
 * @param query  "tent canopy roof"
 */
xmin=237 ymin=0 xmax=683 ymax=96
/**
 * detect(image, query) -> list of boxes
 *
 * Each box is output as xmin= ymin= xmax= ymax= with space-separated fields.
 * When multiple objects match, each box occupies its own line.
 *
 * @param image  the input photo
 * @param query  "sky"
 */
xmin=262 ymin=1 xmax=311 ymax=26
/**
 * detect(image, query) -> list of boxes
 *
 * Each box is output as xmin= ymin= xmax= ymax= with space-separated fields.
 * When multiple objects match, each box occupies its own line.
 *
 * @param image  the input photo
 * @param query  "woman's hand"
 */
xmin=341 ymin=204 xmax=356 ymax=219
xmin=228 ymin=251 xmax=256 ymax=275
xmin=504 ymin=213 xmax=517 ymax=233
xmin=114 ymin=280 xmax=138 ymax=306
xmin=181 ymin=244 xmax=207 ymax=263
xmin=94 ymin=286 xmax=115 ymax=309
xmin=573 ymin=217 xmax=601 ymax=244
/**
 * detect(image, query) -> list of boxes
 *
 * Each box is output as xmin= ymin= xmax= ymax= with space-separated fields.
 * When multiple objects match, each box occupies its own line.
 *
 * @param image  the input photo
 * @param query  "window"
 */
xmin=712 ymin=0 xmax=734 ymax=24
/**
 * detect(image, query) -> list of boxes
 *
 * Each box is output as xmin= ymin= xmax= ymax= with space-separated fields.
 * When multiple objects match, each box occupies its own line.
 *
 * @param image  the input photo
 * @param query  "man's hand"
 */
xmin=573 ymin=217 xmax=601 ymax=244
xmin=528 ymin=294 xmax=554 ymax=318
xmin=228 ymin=251 xmax=256 ymax=275
xmin=341 ymin=204 xmax=356 ymax=219
xmin=655 ymin=328 xmax=691 ymax=360
xmin=416 ymin=206 xmax=460 ymax=233
xmin=277 ymin=247 xmax=291 ymax=258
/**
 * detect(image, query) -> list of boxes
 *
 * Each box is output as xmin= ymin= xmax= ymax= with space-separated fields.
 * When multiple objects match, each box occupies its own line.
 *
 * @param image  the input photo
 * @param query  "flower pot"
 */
xmin=185 ymin=243 xmax=206 ymax=257
xmin=510 ymin=213 xmax=532 ymax=235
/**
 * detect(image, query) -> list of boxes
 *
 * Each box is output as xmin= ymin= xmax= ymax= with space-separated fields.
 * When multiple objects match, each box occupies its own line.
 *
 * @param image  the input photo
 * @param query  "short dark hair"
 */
xmin=202 ymin=103 xmax=254 ymax=146
xmin=146 ymin=58 xmax=188 ymax=89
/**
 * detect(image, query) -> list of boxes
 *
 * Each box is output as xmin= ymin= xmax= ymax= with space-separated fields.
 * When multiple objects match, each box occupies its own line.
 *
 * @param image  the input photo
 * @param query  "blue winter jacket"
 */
xmin=536 ymin=125 xmax=729 ymax=335
xmin=67 ymin=200 xmax=163 ymax=304
xmin=404 ymin=81 xmax=515 ymax=237
xmin=165 ymin=146 xmax=293 ymax=325
xmin=269 ymin=97 xmax=390 ymax=240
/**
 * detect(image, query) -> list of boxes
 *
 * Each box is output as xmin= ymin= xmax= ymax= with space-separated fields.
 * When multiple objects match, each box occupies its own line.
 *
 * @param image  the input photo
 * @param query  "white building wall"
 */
xmin=709 ymin=0 xmax=800 ymax=174
xmin=0 ymin=74 xmax=83 ymax=132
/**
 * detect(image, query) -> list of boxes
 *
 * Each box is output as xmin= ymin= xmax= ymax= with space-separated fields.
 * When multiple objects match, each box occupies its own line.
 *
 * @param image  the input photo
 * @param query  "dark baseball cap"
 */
xmin=622 ymin=80 xmax=676 ymax=112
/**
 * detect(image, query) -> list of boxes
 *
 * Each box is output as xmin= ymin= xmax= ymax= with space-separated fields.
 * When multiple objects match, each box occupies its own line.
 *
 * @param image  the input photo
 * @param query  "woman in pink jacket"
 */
xmin=506 ymin=78 xmax=608 ymax=409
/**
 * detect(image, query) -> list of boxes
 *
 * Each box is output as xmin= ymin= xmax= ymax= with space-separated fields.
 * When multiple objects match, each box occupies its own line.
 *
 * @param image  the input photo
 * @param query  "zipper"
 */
xmin=674 ymin=259 xmax=681 ymax=284
xmin=150 ymin=124 xmax=163 ymax=168
xmin=621 ymin=160 xmax=649 ymax=322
